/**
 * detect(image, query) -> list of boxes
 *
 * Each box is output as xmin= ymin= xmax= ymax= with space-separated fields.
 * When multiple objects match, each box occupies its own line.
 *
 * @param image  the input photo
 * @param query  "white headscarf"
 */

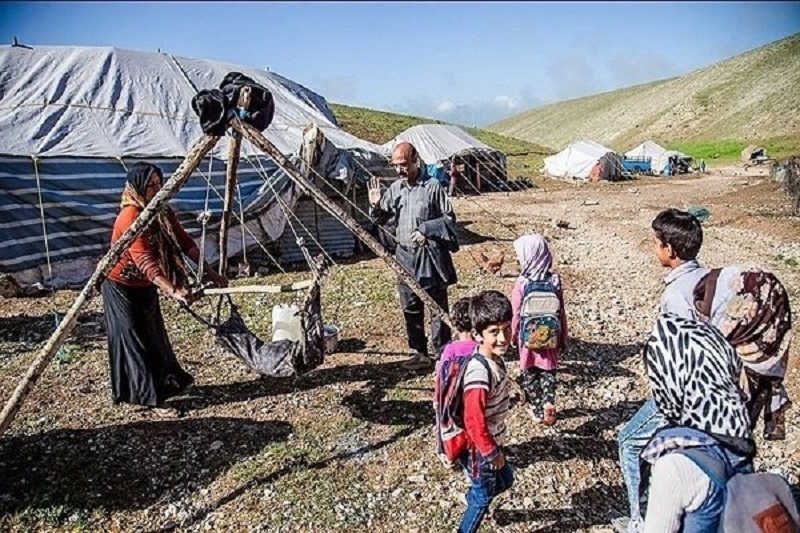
xmin=513 ymin=234 xmax=553 ymax=283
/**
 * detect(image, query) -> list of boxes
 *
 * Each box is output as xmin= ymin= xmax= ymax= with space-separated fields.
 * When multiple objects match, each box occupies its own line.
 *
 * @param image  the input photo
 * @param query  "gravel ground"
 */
xmin=1 ymin=167 xmax=798 ymax=532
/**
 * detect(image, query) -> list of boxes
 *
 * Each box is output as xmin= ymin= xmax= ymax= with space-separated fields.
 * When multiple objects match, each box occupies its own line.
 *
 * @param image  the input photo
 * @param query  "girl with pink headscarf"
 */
xmin=511 ymin=234 xmax=568 ymax=425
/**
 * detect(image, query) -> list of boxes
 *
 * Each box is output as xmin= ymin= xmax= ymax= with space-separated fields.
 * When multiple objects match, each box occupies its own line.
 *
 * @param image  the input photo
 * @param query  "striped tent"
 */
xmin=0 ymin=44 xmax=386 ymax=289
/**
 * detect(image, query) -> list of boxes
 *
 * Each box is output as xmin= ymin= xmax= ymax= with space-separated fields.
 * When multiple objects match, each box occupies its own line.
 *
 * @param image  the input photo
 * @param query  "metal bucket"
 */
xmin=323 ymin=324 xmax=340 ymax=354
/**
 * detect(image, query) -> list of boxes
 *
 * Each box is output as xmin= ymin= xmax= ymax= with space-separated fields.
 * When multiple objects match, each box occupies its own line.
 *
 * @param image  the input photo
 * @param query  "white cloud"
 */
xmin=436 ymin=100 xmax=457 ymax=113
xmin=493 ymin=95 xmax=522 ymax=110
xmin=392 ymin=91 xmax=546 ymax=128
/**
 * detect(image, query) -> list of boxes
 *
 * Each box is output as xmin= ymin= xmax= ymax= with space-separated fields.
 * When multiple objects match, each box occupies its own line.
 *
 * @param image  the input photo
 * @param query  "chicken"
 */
xmin=479 ymin=250 xmax=505 ymax=276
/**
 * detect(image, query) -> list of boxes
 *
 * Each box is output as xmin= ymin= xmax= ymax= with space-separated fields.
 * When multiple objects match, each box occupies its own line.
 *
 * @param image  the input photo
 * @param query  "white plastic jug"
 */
xmin=271 ymin=303 xmax=302 ymax=342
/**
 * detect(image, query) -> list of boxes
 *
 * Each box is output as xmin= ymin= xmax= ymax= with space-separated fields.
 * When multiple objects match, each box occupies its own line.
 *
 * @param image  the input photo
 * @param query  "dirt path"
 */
xmin=1 ymin=171 xmax=798 ymax=532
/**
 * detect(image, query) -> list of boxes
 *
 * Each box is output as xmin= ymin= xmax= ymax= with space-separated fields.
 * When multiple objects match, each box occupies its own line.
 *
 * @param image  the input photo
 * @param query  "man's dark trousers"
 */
xmin=397 ymin=281 xmax=451 ymax=358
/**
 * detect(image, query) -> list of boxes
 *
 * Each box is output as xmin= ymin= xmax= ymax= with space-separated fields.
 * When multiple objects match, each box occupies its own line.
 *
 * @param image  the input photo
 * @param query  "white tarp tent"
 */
xmin=381 ymin=124 xmax=507 ymax=190
xmin=0 ymin=44 xmax=386 ymax=289
xmin=381 ymin=124 xmax=496 ymax=164
xmin=625 ymin=141 xmax=690 ymax=175
xmin=0 ymin=45 xmax=384 ymax=162
xmin=544 ymin=140 xmax=622 ymax=180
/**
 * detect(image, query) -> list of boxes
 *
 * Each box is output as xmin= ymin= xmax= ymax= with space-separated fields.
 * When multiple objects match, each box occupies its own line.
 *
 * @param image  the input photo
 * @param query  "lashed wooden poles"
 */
xmin=215 ymin=87 xmax=250 ymax=321
xmin=0 ymin=134 xmax=221 ymax=436
xmin=231 ymin=119 xmax=453 ymax=329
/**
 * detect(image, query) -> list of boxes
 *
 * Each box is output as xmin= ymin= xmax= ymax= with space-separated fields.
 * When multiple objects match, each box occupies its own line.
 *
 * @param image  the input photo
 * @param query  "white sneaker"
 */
xmin=611 ymin=516 xmax=644 ymax=533
xmin=403 ymin=353 xmax=434 ymax=370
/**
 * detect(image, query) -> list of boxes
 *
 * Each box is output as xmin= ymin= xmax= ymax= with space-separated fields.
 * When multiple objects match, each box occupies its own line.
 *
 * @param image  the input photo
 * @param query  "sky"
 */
xmin=1 ymin=2 xmax=799 ymax=127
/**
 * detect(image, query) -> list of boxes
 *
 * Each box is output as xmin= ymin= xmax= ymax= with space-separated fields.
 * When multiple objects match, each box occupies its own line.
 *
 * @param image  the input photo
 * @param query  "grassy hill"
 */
xmin=490 ymin=33 xmax=800 ymax=162
xmin=329 ymin=103 xmax=553 ymax=177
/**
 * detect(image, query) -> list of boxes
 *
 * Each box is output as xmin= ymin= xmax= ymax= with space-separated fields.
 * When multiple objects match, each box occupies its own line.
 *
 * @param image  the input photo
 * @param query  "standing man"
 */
xmin=369 ymin=142 xmax=459 ymax=370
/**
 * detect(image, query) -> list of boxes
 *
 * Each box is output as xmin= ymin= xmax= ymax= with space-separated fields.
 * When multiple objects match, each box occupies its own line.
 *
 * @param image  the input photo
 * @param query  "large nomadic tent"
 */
xmin=381 ymin=124 xmax=508 ymax=192
xmin=0 ymin=44 xmax=387 ymax=290
xmin=543 ymin=140 xmax=623 ymax=181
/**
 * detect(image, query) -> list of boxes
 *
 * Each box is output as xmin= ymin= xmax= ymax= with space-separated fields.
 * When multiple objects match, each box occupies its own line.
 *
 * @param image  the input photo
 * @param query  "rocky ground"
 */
xmin=1 ymin=167 xmax=798 ymax=532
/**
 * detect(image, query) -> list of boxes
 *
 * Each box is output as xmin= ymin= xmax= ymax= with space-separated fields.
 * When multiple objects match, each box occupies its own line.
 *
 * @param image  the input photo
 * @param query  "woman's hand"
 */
xmin=171 ymin=286 xmax=195 ymax=305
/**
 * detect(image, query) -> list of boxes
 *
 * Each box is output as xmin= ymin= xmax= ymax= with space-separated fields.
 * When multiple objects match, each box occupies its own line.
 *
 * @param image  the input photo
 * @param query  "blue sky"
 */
xmin=2 ymin=2 xmax=799 ymax=126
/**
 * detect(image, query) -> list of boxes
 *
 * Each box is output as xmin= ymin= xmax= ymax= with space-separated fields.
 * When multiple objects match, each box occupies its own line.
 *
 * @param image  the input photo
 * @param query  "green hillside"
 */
xmin=490 ymin=33 xmax=800 ymax=160
xmin=329 ymin=103 xmax=553 ymax=178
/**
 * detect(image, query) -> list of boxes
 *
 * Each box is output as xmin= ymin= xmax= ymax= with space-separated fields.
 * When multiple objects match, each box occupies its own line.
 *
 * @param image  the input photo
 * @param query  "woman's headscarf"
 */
xmin=693 ymin=267 xmax=792 ymax=431
xmin=694 ymin=267 xmax=792 ymax=369
xmin=514 ymin=234 xmax=553 ymax=282
xmin=126 ymin=162 xmax=158 ymax=198
xmin=645 ymin=314 xmax=752 ymax=443
xmin=119 ymin=163 xmax=191 ymax=285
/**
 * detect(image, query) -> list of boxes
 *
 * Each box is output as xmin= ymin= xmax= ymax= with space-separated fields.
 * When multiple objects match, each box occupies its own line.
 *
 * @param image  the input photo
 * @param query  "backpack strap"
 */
xmin=675 ymin=447 xmax=731 ymax=491
xmin=694 ymin=268 xmax=722 ymax=319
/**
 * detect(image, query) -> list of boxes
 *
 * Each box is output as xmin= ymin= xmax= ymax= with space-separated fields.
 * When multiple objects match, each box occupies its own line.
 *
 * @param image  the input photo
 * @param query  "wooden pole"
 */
xmin=203 ymin=280 xmax=313 ymax=295
xmin=218 ymin=87 xmax=250 ymax=279
xmin=219 ymin=133 xmax=241 ymax=278
xmin=231 ymin=119 xmax=453 ymax=329
xmin=0 ymin=133 xmax=221 ymax=436
xmin=215 ymin=87 xmax=251 ymax=322
xmin=215 ymin=133 xmax=242 ymax=322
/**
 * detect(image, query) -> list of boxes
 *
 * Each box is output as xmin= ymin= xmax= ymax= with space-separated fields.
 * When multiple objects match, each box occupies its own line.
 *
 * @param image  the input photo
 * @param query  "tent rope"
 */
xmin=32 ymin=156 xmax=55 ymax=288
xmin=192 ymin=162 xmax=287 ymax=274
xmin=32 ymin=155 xmax=67 ymax=358
xmin=115 ymin=156 xmax=129 ymax=172
xmin=236 ymin=179 xmax=249 ymax=271
xmin=243 ymin=152 xmax=338 ymax=267
xmin=195 ymin=153 xmax=215 ymax=285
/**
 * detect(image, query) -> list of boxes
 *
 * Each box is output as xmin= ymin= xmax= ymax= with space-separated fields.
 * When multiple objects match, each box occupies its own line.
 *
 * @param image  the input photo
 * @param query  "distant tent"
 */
xmin=626 ymin=141 xmax=691 ymax=175
xmin=0 ymin=44 xmax=387 ymax=289
xmin=741 ymin=145 xmax=766 ymax=162
xmin=544 ymin=141 xmax=623 ymax=181
xmin=626 ymin=141 xmax=669 ymax=174
xmin=381 ymin=124 xmax=507 ymax=192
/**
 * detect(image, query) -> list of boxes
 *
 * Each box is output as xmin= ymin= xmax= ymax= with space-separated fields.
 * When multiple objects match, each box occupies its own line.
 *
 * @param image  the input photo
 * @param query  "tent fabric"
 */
xmin=544 ymin=140 xmax=623 ymax=180
xmin=624 ymin=141 xmax=691 ymax=175
xmin=0 ymin=45 xmax=387 ymax=288
xmin=625 ymin=140 xmax=670 ymax=174
xmin=380 ymin=124 xmax=500 ymax=165
xmin=741 ymin=145 xmax=766 ymax=162
xmin=0 ymin=155 xmax=298 ymax=286
xmin=0 ymin=45 xmax=385 ymax=166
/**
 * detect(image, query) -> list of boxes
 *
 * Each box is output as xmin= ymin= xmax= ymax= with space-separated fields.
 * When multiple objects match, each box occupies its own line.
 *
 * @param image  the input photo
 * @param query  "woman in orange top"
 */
xmin=101 ymin=162 xmax=227 ymax=408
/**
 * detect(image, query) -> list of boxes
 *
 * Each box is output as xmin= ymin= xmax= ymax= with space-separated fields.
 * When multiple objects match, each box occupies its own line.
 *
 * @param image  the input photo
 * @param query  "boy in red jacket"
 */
xmin=458 ymin=290 xmax=514 ymax=533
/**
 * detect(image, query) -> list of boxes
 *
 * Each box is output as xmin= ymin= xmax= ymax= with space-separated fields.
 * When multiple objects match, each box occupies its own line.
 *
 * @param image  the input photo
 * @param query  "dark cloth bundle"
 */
xmin=214 ymin=277 xmax=325 ymax=377
xmin=191 ymin=72 xmax=275 ymax=136
xmin=184 ymin=255 xmax=328 ymax=378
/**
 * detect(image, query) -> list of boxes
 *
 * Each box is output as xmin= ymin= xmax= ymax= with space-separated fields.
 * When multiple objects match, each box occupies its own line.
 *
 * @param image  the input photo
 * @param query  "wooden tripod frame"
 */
xmin=0 ymin=114 xmax=452 ymax=436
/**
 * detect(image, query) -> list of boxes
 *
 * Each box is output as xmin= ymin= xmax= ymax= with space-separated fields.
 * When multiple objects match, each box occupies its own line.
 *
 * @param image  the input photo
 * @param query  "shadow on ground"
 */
xmin=168 ymin=359 xmax=423 ymax=414
xmin=0 ymin=417 xmax=292 ymax=515
xmin=0 ymin=311 xmax=107 ymax=345
xmin=494 ymin=482 xmax=627 ymax=532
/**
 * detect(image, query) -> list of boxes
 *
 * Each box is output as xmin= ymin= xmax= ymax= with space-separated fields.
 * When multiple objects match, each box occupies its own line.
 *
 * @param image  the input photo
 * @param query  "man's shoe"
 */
xmin=403 ymin=353 xmax=434 ymax=370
